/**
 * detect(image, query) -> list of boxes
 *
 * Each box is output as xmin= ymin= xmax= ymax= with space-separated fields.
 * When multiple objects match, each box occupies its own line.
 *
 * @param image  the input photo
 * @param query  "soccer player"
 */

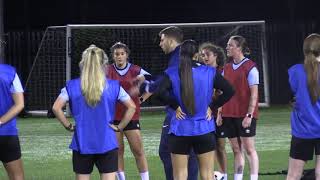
xmin=199 ymin=42 xmax=228 ymax=180
xmin=154 ymin=26 xmax=199 ymax=180
xmin=219 ymin=35 xmax=259 ymax=180
xmin=106 ymin=42 xmax=149 ymax=180
xmin=155 ymin=40 xmax=234 ymax=180
xmin=139 ymin=26 xmax=200 ymax=180
xmin=0 ymin=63 xmax=25 ymax=180
xmin=286 ymin=33 xmax=320 ymax=180
xmin=52 ymin=45 xmax=136 ymax=180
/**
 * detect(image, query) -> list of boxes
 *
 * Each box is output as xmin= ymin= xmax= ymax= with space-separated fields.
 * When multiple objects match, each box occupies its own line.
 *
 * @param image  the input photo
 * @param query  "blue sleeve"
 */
xmin=288 ymin=67 xmax=298 ymax=94
xmin=147 ymin=73 xmax=166 ymax=93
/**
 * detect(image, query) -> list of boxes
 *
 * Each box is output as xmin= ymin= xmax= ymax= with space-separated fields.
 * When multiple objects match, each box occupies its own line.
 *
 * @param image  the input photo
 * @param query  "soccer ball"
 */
xmin=213 ymin=171 xmax=224 ymax=180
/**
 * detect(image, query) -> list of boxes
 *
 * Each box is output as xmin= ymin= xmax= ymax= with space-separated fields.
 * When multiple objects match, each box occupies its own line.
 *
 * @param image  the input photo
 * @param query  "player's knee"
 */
xmin=8 ymin=172 xmax=24 ymax=180
xmin=14 ymin=174 xmax=24 ymax=180
xmin=315 ymin=169 xmax=320 ymax=178
xmin=287 ymin=173 xmax=301 ymax=180
xmin=174 ymin=170 xmax=188 ymax=180
xmin=217 ymin=144 xmax=226 ymax=153
xmin=199 ymin=173 xmax=212 ymax=180
xmin=244 ymin=146 xmax=256 ymax=156
xmin=231 ymin=145 xmax=242 ymax=154
xmin=132 ymin=148 xmax=144 ymax=158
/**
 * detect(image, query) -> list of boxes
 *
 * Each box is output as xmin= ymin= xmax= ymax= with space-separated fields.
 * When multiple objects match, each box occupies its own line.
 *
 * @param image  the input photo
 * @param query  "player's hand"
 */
xmin=109 ymin=124 xmax=121 ymax=132
xmin=128 ymin=86 xmax=140 ymax=97
xmin=129 ymin=75 xmax=146 ymax=97
xmin=65 ymin=123 xmax=75 ymax=132
xmin=216 ymin=114 xmax=223 ymax=126
xmin=133 ymin=75 xmax=145 ymax=86
xmin=242 ymin=117 xmax=252 ymax=128
xmin=206 ymin=107 xmax=212 ymax=120
xmin=176 ymin=106 xmax=186 ymax=120
xmin=139 ymin=92 xmax=153 ymax=104
xmin=289 ymin=96 xmax=296 ymax=108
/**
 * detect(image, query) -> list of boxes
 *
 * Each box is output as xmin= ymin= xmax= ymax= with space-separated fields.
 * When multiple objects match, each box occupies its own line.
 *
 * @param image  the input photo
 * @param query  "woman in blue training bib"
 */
xmin=0 ymin=63 xmax=25 ymax=180
xmin=286 ymin=33 xmax=320 ymax=180
xmin=155 ymin=40 xmax=234 ymax=180
xmin=52 ymin=45 xmax=136 ymax=180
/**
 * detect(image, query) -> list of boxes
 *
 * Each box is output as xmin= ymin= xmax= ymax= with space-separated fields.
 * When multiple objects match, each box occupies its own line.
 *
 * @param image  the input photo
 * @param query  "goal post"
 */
xmin=25 ymin=21 xmax=270 ymax=116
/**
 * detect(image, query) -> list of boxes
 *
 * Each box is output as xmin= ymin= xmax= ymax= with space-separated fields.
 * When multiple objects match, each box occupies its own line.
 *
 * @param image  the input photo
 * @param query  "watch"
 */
xmin=246 ymin=113 xmax=253 ymax=118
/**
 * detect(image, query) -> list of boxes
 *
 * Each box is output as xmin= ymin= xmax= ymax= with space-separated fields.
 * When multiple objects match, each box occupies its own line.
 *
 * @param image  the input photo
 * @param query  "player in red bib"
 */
xmin=106 ymin=42 xmax=150 ymax=180
xmin=218 ymin=35 xmax=259 ymax=180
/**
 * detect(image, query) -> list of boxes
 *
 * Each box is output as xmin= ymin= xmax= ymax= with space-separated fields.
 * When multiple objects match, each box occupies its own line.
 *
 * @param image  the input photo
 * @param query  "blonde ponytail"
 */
xmin=79 ymin=45 xmax=107 ymax=106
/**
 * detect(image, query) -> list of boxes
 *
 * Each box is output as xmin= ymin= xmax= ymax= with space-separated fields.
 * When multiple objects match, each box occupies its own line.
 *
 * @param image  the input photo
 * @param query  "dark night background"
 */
xmin=2 ymin=0 xmax=320 ymax=105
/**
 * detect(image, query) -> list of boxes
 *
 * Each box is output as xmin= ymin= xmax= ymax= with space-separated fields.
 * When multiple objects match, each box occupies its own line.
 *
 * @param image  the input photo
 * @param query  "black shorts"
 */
xmin=168 ymin=132 xmax=216 ymax=155
xmin=215 ymin=120 xmax=228 ymax=138
xmin=290 ymin=136 xmax=320 ymax=161
xmin=222 ymin=117 xmax=257 ymax=138
xmin=0 ymin=136 xmax=22 ymax=163
xmin=72 ymin=149 xmax=118 ymax=174
xmin=113 ymin=120 xmax=140 ymax=131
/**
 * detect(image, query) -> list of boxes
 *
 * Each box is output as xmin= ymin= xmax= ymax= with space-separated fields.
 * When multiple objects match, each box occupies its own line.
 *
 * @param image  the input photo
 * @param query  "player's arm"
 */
xmin=115 ymin=87 xmax=136 ymax=131
xmin=130 ymin=68 xmax=152 ymax=100
xmin=138 ymin=72 xmax=166 ymax=102
xmin=209 ymin=73 xmax=235 ymax=110
xmin=52 ymin=88 xmax=74 ymax=132
xmin=247 ymin=85 xmax=258 ymax=115
xmin=141 ymin=72 xmax=167 ymax=94
xmin=0 ymin=93 xmax=24 ymax=124
xmin=152 ymin=73 xmax=179 ymax=110
xmin=242 ymin=67 xmax=259 ymax=127
xmin=247 ymin=67 xmax=259 ymax=115
xmin=136 ymin=68 xmax=152 ymax=82
xmin=0 ymin=74 xmax=24 ymax=125
xmin=288 ymin=67 xmax=297 ymax=107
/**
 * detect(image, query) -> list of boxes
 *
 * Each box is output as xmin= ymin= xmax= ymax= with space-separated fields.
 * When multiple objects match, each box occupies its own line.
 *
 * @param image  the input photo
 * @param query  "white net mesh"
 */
xmin=25 ymin=21 xmax=269 ymax=113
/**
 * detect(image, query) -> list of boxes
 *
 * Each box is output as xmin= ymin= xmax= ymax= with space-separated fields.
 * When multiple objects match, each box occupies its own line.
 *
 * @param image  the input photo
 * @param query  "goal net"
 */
xmin=25 ymin=21 xmax=269 ymax=115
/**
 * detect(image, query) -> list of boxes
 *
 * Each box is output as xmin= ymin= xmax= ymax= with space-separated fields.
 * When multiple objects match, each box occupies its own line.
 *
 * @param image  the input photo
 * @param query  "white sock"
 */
xmin=250 ymin=174 xmax=258 ymax=180
xmin=234 ymin=173 xmax=243 ymax=180
xmin=116 ymin=171 xmax=125 ymax=180
xmin=140 ymin=171 xmax=149 ymax=180
xmin=222 ymin=173 xmax=227 ymax=180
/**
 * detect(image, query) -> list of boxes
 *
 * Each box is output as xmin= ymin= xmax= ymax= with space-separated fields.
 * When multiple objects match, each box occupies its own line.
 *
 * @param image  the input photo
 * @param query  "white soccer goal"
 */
xmin=25 ymin=21 xmax=270 ymax=116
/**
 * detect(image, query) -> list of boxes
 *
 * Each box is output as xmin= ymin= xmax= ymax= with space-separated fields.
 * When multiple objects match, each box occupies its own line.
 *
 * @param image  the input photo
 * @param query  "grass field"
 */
xmin=0 ymin=106 xmax=316 ymax=179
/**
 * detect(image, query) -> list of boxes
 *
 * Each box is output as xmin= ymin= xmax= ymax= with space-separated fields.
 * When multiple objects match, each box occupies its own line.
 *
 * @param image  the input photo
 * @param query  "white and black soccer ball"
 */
xmin=213 ymin=171 xmax=224 ymax=180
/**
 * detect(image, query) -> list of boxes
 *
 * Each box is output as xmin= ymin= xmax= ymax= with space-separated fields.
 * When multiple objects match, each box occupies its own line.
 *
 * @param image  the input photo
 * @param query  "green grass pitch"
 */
xmin=0 ymin=106 xmax=316 ymax=179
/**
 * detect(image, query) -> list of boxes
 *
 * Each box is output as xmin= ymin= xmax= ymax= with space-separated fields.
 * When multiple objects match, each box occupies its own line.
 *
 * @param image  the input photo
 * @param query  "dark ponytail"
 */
xmin=179 ymin=40 xmax=197 ymax=115
xmin=303 ymin=33 xmax=320 ymax=104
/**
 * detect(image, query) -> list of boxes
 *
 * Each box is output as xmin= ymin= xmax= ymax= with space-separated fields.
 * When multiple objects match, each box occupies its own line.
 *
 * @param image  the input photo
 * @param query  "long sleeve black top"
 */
xmin=153 ymin=62 xmax=235 ymax=111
